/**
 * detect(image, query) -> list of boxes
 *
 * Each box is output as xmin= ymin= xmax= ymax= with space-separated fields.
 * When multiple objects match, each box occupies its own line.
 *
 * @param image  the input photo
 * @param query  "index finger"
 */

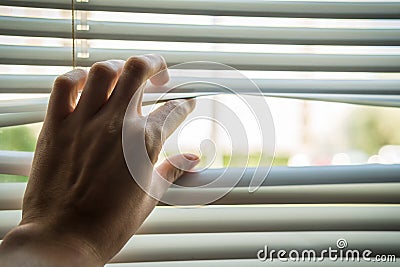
xmin=108 ymin=54 xmax=169 ymax=115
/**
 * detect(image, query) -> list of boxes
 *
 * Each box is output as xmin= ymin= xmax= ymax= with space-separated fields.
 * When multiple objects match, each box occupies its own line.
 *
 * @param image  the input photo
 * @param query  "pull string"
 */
xmin=71 ymin=0 xmax=76 ymax=69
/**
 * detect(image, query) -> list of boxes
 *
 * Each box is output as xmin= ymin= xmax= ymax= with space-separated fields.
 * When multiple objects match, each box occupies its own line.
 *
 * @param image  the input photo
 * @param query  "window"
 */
xmin=1 ymin=1 xmax=399 ymax=265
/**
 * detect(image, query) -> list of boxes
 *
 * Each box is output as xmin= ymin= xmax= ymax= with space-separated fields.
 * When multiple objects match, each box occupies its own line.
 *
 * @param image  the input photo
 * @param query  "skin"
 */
xmin=0 ymin=55 xmax=199 ymax=266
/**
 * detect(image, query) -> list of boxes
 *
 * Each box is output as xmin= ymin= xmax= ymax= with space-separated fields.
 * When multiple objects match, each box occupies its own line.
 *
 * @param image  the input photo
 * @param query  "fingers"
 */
xmin=156 ymin=154 xmax=199 ymax=183
xmin=47 ymin=68 xmax=87 ymax=122
xmin=108 ymin=54 xmax=169 ymax=115
xmin=75 ymin=60 xmax=124 ymax=118
xmin=148 ymin=98 xmax=196 ymax=142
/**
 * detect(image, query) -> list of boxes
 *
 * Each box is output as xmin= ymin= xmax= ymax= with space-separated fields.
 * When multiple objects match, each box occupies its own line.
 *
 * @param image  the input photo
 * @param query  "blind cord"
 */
xmin=71 ymin=0 xmax=76 ymax=69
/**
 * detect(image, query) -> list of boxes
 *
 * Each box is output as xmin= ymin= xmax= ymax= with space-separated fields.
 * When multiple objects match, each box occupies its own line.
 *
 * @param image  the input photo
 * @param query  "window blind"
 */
xmin=0 ymin=0 xmax=400 ymax=265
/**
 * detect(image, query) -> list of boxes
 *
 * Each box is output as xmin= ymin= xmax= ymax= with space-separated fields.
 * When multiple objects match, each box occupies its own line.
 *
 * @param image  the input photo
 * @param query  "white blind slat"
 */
xmin=1 ymin=151 xmax=399 ymax=186
xmin=111 ymin=231 xmax=400 ymax=262
xmin=104 ymin=259 xmax=400 ymax=267
xmin=0 ymin=97 xmax=48 ymax=113
xmin=2 ymin=16 xmax=400 ymax=46
xmin=2 ymin=205 xmax=400 ymax=239
xmin=0 ymin=151 xmax=33 ymax=176
xmin=0 ymin=183 xmax=25 ymax=210
xmin=2 ymin=74 xmax=400 ymax=95
xmin=0 ymin=75 xmax=55 ymax=93
xmin=2 ymin=182 xmax=400 ymax=210
xmin=3 ymin=0 xmax=400 ymax=19
xmin=267 ymin=93 xmax=400 ymax=108
xmin=2 ymin=93 xmax=400 ymax=124
xmin=0 ymin=111 xmax=45 ymax=127
xmin=1 ymin=45 xmax=400 ymax=72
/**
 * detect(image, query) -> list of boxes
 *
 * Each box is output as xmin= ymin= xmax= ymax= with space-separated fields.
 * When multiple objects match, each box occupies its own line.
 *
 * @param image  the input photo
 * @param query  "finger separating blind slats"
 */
xmin=2 ymin=206 xmax=400 ymax=239
xmin=1 ymin=45 xmax=400 ymax=72
xmin=3 ymin=0 xmax=400 ymax=19
xmin=2 ymin=16 xmax=400 ymax=46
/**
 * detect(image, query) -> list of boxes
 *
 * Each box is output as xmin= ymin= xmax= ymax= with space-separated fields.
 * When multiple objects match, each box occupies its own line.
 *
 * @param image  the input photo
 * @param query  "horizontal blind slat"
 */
xmin=2 ymin=94 xmax=400 ymax=124
xmin=1 ymin=232 xmax=399 ymax=263
xmin=2 ymin=75 xmax=400 ymax=95
xmin=110 ymin=231 xmax=400 ymax=262
xmin=0 ymin=97 xmax=48 ymax=113
xmin=0 ymin=75 xmax=55 ymax=93
xmin=2 ymin=182 xmax=400 ymax=210
xmin=105 ymin=259 xmax=400 ymax=267
xmin=0 ymin=111 xmax=45 ymax=127
xmin=1 ymin=45 xmax=400 ymax=72
xmin=2 ymin=16 xmax=400 ymax=46
xmin=0 ymin=151 xmax=33 ymax=177
xmin=2 ymin=151 xmax=400 ymax=204
xmin=206 ymin=183 xmax=400 ymax=205
xmin=0 ymin=183 xmax=25 ymax=210
xmin=267 ymin=93 xmax=400 ymax=108
xmin=2 ymin=0 xmax=400 ymax=19
xmin=2 ymin=206 xmax=400 ymax=239
xmin=1 ymin=151 xmax=399 ymax=186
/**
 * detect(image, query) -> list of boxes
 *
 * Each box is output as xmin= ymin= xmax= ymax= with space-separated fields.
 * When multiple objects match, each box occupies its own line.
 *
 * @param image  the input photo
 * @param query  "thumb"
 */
xmin=156 ymin=153 xmax=200 ymax=183
xmin=148 ymin=98 xmax=196 ymax=141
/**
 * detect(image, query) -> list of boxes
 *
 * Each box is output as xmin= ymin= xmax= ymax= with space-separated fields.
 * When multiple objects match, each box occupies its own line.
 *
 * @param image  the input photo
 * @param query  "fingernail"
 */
xmin=184 ymin=153 xmax=199 ymax=161
xmin=183 ymin=154 xmax=200 ymax=170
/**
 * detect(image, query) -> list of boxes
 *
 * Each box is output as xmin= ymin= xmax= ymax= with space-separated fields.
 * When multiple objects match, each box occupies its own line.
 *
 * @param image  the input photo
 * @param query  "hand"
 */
xmin=0 ymin=55 xmax=199 ymax=266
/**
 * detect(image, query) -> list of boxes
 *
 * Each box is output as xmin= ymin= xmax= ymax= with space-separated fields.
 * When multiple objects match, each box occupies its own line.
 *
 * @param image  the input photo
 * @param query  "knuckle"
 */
xmin=165 ymin=100 xmax=180 ymax=110
xmin=145 ymin=123 xmax=162 ymax=163
xmin=106 ymin=119 xmax=121 ymax=135
xmin=105 ymin=114 xmax=123 ymax=135
xmin=147 ymin=120 xmax=162 ymax=139
xmin=91 ymin=61 xmax=118 ymax=79
xmin=53 ymin=74 xmax=75 ymax=90
xmin=159 ymin=56 xmax=167 ymax=70
xmin=166 ymin=100 xmax=187 ymax=116
xmin=53 ymin=69 xmax=86 ymax=91
xmin=167 ymin=165 xmax=183 ymax=182
xmin=145 ymin=53 xmax=166 ymax=67
xmin=125 ymin=56 xmax=150 ymax=76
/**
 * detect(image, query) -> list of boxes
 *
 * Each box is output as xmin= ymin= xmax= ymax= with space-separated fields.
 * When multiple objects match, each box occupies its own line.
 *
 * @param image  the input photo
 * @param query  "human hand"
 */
xmin=0 ymin=55 xmax=199 ymax=266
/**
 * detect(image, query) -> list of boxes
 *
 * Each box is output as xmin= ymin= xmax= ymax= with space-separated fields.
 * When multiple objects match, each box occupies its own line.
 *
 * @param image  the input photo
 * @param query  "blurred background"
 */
xmin=1 ymin=5 xmax=400 ymax=182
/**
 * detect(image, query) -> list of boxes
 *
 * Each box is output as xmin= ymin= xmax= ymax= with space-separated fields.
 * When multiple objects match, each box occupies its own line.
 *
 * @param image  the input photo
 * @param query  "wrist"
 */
xmin=0 ymin=223 xmax=103 ymax=267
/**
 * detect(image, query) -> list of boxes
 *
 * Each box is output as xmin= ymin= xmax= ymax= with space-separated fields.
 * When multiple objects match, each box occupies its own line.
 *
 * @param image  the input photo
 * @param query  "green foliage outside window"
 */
xmin=0 ymin=125 xmax=37 ymax=182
